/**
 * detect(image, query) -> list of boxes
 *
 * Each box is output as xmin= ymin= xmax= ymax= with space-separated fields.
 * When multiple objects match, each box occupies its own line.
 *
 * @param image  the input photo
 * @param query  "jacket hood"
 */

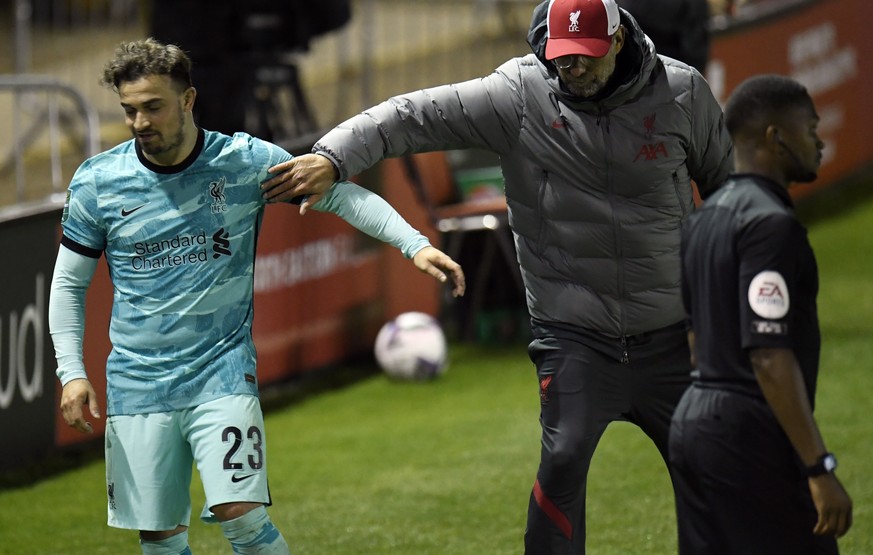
xmin=526 ymin=0 xmax=550 ymax=63
xmin=527 ymin=1 xmax=657 ymax=106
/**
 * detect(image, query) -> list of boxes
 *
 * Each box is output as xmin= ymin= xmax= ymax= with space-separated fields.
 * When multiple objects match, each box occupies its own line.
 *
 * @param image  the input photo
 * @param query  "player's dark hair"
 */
xmin=724 ymin=74 xmax=814 ymax=137
xmin=101 ymin=37 xmax=193 ymax=93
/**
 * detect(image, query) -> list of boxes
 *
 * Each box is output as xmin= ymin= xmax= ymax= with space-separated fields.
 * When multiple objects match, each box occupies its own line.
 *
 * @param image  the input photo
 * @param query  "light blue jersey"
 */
xmin=62 ymin=130 xmax=288 ymax=415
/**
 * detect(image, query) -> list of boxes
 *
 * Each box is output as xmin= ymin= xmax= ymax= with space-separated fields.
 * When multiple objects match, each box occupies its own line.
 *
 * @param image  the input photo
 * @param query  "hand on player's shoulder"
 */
xmin=262 ymin=154 xmax=336 ymax=203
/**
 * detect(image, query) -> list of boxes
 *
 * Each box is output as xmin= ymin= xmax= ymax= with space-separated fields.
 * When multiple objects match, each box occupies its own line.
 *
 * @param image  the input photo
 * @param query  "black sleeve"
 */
xmin=60 ymin=235 xmax=103 ymax=259
xmin=737 ymin=213 xmax=803 ymax=350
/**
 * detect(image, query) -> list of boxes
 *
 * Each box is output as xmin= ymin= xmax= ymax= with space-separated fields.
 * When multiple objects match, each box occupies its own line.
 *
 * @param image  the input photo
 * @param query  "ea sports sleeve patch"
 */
xmin=747 ymin=270 xmax=790 ymax=320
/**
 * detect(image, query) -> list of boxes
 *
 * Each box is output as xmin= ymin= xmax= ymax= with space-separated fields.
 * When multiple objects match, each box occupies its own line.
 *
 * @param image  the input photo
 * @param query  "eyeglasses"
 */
xmin=553 ymin=55 xmax=587 ymax=70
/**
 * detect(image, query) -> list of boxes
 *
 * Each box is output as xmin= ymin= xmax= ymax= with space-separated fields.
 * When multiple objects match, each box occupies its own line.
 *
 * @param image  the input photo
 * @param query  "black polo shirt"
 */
xmin=680 ymin=174 xmax=820 ymax=403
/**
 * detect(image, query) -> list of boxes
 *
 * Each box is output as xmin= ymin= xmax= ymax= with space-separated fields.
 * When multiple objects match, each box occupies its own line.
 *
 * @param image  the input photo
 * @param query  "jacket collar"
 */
xmin=730 ymin=173 xmax=795 ymax=208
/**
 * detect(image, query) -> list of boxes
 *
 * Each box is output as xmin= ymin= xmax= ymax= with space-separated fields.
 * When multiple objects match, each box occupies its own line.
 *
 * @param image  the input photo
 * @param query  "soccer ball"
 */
xmin=374 ymin=311 xmax=447 ymax=381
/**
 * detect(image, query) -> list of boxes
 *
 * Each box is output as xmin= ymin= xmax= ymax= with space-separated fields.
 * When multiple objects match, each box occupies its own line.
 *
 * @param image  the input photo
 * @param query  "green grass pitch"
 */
xmin=1 ymin=186 xmax=871 ymax=554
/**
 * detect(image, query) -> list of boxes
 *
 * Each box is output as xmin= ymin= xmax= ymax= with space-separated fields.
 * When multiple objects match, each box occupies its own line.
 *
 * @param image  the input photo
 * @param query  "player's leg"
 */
xmin=139 ymin=528 xmax=192 ymax=555
xmin=186 ymin=394 xmax=290 ymax=554
xmin=524 ymin=332 xmax=627 ymax=554
xmin=218 ymin=504 xmax=290 ymax=554
xmin=105 ymin=412 xmax=195 ymax=554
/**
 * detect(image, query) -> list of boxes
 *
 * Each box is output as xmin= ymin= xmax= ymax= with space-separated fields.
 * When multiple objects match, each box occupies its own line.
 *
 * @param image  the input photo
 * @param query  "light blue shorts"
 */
xmin=104 ymin=394 xmax=271 ymax=531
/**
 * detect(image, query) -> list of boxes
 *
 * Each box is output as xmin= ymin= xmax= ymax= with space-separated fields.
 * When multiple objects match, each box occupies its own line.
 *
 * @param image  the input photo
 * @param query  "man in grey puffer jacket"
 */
xmin=262 ymin=0 xmax=733 ymax=552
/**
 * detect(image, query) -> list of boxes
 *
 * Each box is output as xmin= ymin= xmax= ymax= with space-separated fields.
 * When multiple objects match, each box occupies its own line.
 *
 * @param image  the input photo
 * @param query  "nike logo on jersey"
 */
xmin=121 ymin=204 xmax=147 ymax=217
xmin=231 ymin=473 xmax=256 ymax=483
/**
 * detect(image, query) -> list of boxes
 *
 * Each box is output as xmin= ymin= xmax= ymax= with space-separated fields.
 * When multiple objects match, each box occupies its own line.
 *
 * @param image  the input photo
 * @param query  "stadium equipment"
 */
xmin=374 ymin=312 xmax=447 ymax=380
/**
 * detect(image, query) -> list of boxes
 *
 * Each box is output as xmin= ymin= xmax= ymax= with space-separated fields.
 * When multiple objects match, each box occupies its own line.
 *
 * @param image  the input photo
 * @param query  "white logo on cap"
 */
xmin=748 ymin=271 xmax=790 ymax=319
xmin=569 ymin=10 xmax=580 ymax=32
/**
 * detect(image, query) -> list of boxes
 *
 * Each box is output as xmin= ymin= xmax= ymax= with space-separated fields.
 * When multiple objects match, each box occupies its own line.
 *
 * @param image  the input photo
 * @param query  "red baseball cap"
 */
xmin=545 ymin=0 xmax=621 ymax=60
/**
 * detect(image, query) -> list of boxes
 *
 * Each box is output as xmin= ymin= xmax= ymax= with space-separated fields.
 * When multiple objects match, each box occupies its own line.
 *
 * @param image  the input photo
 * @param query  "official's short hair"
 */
xmin=101 ymin=38 xmax=193 ymax=93
xmin=724 ymin=75 xmax=814 ymax=139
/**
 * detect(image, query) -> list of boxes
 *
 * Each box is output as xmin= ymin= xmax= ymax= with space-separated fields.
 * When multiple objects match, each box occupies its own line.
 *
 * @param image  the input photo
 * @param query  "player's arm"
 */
xmin=49 ymin=242 xmax=101 ymax=434
xmin=311 ymin=180 xmax=465 ymax=297
xmin=750 ymin=348 xmax=852 ymax=537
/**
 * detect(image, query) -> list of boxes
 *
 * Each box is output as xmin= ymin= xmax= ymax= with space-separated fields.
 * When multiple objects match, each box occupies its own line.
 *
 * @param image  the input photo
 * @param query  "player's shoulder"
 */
xmin=70 ymin=139 xmax=137 ymax=185
xmin=82 ymin=139 xmax=136 ymax=168
xmin=203 ymin=130 xmax=292 ymax=165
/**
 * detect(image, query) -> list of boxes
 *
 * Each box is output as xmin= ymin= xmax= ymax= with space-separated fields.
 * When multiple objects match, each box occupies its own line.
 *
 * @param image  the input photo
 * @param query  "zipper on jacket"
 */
xmin=596 ymin=111 xmax=610 ymax=134
xmin=620 ymin=335 xmax=629 ymax=364
xmin=600 ymin=108 xmax=626 ymax=337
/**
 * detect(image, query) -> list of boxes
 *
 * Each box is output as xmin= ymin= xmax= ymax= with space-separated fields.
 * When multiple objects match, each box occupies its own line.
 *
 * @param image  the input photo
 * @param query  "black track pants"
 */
xmin=523 ymin=323 xmax=691 ymax=555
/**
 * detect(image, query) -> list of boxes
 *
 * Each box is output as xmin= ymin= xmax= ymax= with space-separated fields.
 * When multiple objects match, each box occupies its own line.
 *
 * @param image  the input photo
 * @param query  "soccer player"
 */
xmin=259 ymin=0 xmax=733 ymax=552
xmin=48 ymin=38 xmax=464 ymax=555
xmin=670 ymin=74 xmax=853 ymax=553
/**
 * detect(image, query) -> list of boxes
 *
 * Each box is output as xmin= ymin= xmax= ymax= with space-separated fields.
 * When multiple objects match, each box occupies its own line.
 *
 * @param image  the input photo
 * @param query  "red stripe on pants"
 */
xmin=533 ymin=479 xmax=573 ymax=539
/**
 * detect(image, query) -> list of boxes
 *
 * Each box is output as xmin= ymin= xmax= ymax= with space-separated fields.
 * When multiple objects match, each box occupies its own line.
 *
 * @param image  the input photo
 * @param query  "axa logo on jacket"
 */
xmin=635 ymin=112 xmax=669 ymax=161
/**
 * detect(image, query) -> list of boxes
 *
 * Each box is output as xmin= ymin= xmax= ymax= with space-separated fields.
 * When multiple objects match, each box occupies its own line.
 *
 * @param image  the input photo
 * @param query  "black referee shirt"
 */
xmin=680 ymin=174 xmax=820 ymax=404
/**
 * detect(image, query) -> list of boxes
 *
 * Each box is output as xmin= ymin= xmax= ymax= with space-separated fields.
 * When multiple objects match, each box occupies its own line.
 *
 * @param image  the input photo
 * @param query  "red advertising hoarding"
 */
xmin=707 ymin=0 xmax=873 ymax=199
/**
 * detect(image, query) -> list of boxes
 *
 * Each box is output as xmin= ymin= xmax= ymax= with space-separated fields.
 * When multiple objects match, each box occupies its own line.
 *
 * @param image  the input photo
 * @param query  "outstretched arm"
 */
xmin=311 ymin=180 xmax=465 ymax=298
xmin=262 ymin=71 xmax=523 ymax=204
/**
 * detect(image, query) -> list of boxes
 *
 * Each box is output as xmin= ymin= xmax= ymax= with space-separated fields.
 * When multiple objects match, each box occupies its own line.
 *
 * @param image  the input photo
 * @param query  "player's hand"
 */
xmin=262 ymin=154 xmax=336 ymax=212
xmin=60 ymin=378 xmax=101 ymax=434
xmin=809 ymin=473 xmax=853 ymax=537
xmin=413 ymin=246 xmax=466 ymax=298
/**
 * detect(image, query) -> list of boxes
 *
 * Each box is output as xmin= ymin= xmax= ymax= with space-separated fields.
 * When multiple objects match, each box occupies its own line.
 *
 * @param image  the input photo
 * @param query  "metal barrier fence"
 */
xmin=1 ymin=0 xmax=541 ymax=204
xmin=0 ymin=75 xmax=100 ymax=203
xmin=1 ymin=0 xmax=141 ymax=205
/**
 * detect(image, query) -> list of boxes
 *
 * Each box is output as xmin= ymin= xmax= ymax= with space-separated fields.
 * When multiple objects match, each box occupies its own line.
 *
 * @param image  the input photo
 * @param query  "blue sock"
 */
xmin=140 ymin=530 xmax=193 ymax=555
xmin=220 ymin=505 xmax=290 ymax=554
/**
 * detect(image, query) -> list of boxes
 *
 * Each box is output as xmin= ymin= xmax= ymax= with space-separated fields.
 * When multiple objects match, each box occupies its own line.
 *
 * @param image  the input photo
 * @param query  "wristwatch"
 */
xmin=805 ymin=453 xmax=837 ymax=477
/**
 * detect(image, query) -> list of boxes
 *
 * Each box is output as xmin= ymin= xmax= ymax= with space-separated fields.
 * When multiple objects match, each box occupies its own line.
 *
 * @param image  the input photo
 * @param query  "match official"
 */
xmin=669 ymin=74 xmax=853 ymax=554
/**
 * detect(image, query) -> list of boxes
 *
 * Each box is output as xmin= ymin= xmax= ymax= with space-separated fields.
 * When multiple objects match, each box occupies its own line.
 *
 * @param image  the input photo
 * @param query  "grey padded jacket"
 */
xmin=313 ymin=6 xmax=733 ymax=338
